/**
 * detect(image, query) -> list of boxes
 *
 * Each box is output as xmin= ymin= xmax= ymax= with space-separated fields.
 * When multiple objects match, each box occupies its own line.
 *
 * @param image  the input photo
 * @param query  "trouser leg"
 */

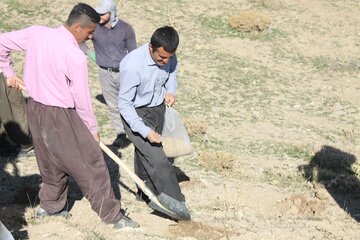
xmin=122 ymin=103 xmax=184 ymax=202
xmin=0 ymin=73 xmax=32 ymax=150
xmin=134 ymin=149 xmax=156 ymax=193
xmin=98 ymin=69 xmax=124 ymax=135
xmin=27 ymin=99 xmax=68 ymax=213
xmin=27 ymin=98 xmax=121 ymax=223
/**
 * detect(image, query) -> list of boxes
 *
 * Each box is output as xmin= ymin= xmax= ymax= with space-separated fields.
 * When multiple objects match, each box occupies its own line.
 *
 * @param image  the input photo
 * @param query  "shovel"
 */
xmin=0 ymin=221 xmax=14 ymax=240
xmin=99 ymin=141 xmax=190 ymax=220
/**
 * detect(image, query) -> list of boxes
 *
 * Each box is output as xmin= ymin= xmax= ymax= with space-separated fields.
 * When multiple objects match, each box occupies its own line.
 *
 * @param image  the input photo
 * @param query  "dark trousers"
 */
xmin=0 ymin=73 xmax=32 ymax=150
xmin=27 ymin=98 xmax=121 ymax=224
xmin=122 ymin=103 xmax=184 ymax=202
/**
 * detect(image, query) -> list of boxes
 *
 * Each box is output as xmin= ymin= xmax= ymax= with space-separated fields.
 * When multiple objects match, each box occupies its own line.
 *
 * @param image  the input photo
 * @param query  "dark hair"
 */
xmin=150 ymin=26 xmax=179 ymax=54
xmin=66 ymin=3 xmax=100 ymax=27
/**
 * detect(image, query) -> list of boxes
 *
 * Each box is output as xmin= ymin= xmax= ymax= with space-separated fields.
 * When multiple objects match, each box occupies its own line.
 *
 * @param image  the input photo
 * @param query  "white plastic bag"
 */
xmin=162 ymin=106 xmax=193 ymax=158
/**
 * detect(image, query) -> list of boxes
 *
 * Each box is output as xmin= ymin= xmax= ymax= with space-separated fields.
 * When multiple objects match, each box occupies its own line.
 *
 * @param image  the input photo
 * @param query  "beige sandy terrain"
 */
xmin=1 ymin=0 xmax=360 ymax=239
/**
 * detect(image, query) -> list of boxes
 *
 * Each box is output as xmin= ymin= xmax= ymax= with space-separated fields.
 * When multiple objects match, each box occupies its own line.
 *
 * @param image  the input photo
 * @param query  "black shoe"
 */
xmin=113 ymin=210 xmax=139 ymax=229
xmin=112 ymin=134 xmax=131 ymax=148
xmin=36 ymin=207 xmax=72 ymax=219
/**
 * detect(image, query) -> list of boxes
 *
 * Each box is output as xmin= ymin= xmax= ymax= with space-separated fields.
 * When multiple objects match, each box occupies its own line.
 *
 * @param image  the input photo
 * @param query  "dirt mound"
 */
xmin=275 ymin=194 xmax=325 ymax=218
xmin=169 ymin=221 xmax=239 ymax=239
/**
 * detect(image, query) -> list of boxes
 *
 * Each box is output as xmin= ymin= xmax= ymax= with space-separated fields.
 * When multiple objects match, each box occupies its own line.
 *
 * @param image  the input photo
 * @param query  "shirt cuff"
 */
xmin=2 ymin=68 xmax=15 ymax=78
xmin=139 ymin=125 xmax=151 ymax=139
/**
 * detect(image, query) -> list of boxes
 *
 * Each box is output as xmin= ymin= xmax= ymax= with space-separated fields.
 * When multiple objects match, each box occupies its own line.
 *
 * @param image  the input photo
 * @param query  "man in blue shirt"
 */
xmin=119 ymin=26 xmax=190 ymax=220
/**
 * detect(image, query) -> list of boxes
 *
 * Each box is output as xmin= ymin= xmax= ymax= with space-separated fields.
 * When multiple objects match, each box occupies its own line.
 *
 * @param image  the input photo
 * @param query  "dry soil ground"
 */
xmin=1 ymin=0 xmax=360 ymax=239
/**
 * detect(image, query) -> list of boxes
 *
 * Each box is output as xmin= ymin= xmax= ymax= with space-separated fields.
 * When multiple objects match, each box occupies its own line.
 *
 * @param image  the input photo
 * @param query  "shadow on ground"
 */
xmin=169 ymin=157 xmax=190 ymax=183
xmin=299 ymin=145 xmax=360 ymax=222
xmin=0 ymin=155 xmax=41 ymax=240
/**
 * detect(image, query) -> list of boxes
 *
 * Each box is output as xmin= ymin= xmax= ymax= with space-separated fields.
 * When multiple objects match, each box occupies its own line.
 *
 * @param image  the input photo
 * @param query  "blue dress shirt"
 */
xmin=119 ymin=43 xmax=178 ymax=138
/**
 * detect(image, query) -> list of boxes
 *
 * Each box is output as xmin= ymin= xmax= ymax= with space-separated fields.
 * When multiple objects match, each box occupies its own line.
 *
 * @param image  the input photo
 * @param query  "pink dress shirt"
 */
xmin=0 ymin=25 xmax=98 ymax=134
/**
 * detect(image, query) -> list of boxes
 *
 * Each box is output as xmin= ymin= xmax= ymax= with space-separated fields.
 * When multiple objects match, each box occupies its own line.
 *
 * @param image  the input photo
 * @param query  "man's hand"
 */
xmin=147 ymin=129 xmax=162 ymax=143
xmin=92 ymin=132 xmax=100 ymax=143
xmin=7 ymin=75 xmax=25 ymax=91
xmin=164 ymin=92 xmax=175 ymax=107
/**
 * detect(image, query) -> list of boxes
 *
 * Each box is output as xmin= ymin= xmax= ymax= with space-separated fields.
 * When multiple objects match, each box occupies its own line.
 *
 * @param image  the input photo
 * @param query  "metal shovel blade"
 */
xmin=148 ymin=193 xmax=191 ymax=221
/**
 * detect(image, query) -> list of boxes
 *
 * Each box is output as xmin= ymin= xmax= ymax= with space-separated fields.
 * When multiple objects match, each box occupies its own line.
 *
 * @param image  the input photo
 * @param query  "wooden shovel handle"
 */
xmin=99 ymin=141 xmax=156 ymax=199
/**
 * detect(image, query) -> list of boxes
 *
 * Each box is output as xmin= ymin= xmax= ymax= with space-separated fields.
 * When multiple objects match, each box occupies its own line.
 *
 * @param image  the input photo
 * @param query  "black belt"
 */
xmin=99 ymin=66 xmax=119 ymax=72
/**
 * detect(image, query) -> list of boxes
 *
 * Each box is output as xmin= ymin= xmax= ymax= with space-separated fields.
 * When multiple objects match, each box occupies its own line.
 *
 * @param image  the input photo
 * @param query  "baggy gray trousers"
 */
xmin=122 ymin=103 xmax=185 ymax=202
xmin=27 ymin=98 xmax=121 ymax=224
xmin=98 ymin=68 xmax=125 ymax=135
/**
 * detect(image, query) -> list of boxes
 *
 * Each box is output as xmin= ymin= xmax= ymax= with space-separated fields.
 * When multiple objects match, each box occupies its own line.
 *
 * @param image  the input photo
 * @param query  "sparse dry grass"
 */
xmin=17 ymin=0 xmax=49 ymax=8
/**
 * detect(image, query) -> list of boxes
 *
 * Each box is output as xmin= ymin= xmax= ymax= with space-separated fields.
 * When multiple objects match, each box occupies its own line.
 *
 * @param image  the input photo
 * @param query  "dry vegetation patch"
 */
xmin=198 ymin=151 xmax=236 ymax=172
xmin=183 ymin=117 xmax=208 ymax=136
xmin=229 ymin=10 xmax=271 ymax=32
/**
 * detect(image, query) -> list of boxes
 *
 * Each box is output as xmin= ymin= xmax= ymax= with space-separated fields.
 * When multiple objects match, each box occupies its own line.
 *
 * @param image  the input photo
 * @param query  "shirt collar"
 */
xmin=144 ymin=43 xmax=157 ymax=66
xmin=58 ymin=25 xmax=78 ymax=47
xmin=110 ymin=17 xmax=119 ymax=28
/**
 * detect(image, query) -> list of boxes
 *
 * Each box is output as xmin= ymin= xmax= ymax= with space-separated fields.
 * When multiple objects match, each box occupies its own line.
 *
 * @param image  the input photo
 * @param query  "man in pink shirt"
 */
xmin=0 ymin=3 xmax=138 ymax=229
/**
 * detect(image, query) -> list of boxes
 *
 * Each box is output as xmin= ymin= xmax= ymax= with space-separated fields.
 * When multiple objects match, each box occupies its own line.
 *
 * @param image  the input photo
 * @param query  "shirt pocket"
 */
xmin=156 ymin=70 xmax=169 ymax=86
